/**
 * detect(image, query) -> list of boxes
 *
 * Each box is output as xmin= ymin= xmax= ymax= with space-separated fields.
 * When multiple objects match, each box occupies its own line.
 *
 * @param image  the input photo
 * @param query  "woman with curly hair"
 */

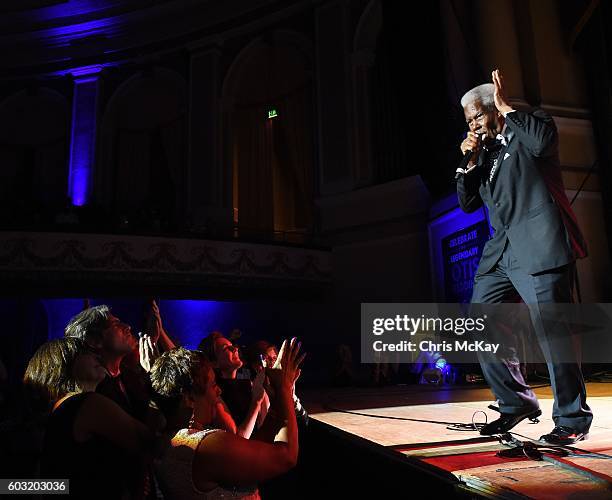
xmin=150 ymin=339 xmax=304 ymax=500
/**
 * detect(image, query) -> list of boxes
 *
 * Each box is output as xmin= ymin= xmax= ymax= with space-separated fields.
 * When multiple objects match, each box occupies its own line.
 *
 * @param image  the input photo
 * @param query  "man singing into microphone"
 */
xmin=456 ymin=69 xmax=591 ymax=444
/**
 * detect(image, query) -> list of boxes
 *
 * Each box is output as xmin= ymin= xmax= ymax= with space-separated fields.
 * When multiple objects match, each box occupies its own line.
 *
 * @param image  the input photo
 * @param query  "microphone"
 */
xmin=455 ymin=150 xmax=475 ymax=180
xmin=454 ymin=133 xmax=484 ymax=181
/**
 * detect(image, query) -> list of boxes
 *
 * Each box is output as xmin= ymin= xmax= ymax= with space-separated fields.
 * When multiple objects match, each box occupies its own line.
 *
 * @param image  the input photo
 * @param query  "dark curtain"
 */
xmin=113 ymin=119 xmax=182 ymax=229
xmin=274 ymin=86 xmax=314 ymax=232
xmin=0 ymin=138 xmax=67 ymax=227
xmin=233 ymin=86 xmax=314 ymax=238
xmin=369 ymin=11 xmax=408 ymax=184
xmin=572 ymin=2 xmax=612 ymax=293
xmin=115 ymin=128 xmax=151 ymax=212
xmin=233 ymin=106 xmax=275 ymax=235
xmin=372 ymin=1 xmax=463 ymax=194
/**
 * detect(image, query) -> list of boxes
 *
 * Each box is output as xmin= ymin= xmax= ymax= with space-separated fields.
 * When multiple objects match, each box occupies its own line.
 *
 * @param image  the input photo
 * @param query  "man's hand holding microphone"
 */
xmin=455 ymin=131 xmax=485 ymax=181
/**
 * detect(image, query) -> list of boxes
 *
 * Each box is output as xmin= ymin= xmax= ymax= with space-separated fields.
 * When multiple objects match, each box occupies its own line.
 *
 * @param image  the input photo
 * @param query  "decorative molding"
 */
xmin=69 ymin=64 xmax=103 ymax=79
xmin=0 ymin=232 xmax=332 ymax=288
xmin=0 ymin=0 xmax=315 ymax=78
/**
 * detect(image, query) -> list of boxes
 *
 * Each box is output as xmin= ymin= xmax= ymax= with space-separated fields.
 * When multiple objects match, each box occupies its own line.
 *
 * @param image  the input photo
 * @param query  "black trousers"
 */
xmin=470 ymin=239 xmax=592 ymax=433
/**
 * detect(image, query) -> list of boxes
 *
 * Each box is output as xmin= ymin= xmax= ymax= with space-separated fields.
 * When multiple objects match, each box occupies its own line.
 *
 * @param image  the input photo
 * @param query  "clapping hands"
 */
xmin=265 ymin=338 xmax=305 ymax=399
xmin=138 ymin=333 xmax=159 ymax=373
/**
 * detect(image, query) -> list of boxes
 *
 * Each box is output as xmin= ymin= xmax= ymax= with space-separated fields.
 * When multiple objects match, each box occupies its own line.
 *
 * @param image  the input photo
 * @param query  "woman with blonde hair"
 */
xmin=24 ymin=337 xmax=152 ymax=499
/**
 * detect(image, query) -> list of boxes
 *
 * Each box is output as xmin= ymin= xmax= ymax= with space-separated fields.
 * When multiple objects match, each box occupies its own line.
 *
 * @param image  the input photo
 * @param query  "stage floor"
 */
xmin=303 ymin=382 xmax=612 ymax=499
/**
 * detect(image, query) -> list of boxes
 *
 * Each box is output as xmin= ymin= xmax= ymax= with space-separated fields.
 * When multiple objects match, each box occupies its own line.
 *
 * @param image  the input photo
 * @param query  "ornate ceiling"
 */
xmin=0 ymin=0 xmax=305 ymax=78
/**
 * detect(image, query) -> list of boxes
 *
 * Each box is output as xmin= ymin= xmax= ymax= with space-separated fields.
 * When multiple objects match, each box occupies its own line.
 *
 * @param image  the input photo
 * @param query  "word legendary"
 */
xmin=372 ymin=339 xmax=500 ymax=354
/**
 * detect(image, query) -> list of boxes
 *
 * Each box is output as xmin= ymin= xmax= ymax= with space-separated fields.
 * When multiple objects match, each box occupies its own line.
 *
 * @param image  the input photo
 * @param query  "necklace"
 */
xmin=188 ymin=415 xmax=207 ymax=431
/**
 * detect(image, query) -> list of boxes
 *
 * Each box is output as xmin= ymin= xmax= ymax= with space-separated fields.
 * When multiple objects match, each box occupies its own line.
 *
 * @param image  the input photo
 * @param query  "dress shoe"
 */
xmin=480 ymin=408 xmax=542 ymax=435
xmin=539 ymin=426 xmax=588 ymax=445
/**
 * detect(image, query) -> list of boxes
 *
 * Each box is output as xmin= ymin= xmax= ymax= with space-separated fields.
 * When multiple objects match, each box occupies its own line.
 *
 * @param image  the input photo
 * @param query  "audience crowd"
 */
xmin=16 ymin=301 xmax=307 ymax=499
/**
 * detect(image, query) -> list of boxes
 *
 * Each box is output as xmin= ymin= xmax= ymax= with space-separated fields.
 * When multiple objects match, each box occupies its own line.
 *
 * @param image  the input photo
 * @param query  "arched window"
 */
xmin=224 ymin=36 xmax=314 ymax=243
xmin=0 ymin=88 xmax=68 ymax=227
xmin=97 ymin=69 xmax=186 ymax=232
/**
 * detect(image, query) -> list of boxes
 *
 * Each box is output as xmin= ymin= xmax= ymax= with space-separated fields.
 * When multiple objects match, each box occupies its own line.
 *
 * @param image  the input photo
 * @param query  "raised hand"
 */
xmin=266 ymin=338 xmax=305 ymax=394
xmin=272 ymin=340 xmax=286 ymax=369
xmin=138 ymin=333 xmax=159 ymax=373
xmin=150 ymin=300 xmax=163 ymax=344
xmin=492 ymin=69 xmax=513 ymax=115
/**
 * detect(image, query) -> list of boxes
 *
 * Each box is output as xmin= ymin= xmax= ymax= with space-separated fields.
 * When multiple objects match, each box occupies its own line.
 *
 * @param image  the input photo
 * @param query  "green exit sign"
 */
xmin=267 ymin=109 xmax=278 ymax=119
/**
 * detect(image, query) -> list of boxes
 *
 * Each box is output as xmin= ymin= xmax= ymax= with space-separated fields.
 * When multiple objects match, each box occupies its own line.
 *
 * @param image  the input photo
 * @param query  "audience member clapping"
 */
xmin=250 ymin=339 xmax=308 ymax=426
xmin=64 ymin=303 xmax=171 ymax=421
xmin=64 ymin=303 xmax=169 ymax=499
xmin=150 ymin=339 xmax=304 ymax=499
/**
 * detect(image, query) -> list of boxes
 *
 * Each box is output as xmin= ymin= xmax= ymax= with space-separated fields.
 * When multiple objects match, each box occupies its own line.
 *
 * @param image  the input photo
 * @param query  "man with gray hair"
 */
xmin=65 ymin=305 xmax=143 ymax=416
xmin=456 ymin=69 xmax=591 ymax=445
xmin=64 ymin=304 xmax=155 ymax=498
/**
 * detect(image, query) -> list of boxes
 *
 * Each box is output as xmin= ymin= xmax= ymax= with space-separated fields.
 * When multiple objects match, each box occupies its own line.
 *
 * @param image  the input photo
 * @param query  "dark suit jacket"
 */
xmin=457 ymin=108 xmax=587 ymax=276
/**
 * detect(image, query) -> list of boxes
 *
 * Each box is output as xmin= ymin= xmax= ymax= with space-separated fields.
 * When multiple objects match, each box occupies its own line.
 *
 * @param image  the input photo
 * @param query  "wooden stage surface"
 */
xmin=302 ymin=382 xmax=612 ymax=499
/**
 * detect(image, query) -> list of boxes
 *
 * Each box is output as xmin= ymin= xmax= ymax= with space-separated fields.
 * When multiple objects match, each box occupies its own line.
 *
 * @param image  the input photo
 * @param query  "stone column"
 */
xmin=67 ymin=65 xmax=101 ymax=206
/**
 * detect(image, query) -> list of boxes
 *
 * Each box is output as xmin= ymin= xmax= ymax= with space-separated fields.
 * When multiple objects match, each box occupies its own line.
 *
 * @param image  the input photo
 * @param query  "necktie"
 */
xmin=484 ymin=141 xmax=503 ymax=183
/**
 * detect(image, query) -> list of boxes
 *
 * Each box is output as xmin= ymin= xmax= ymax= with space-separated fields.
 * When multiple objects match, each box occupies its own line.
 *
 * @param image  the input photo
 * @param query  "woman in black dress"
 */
xmin=24 ymin=338 xmax=153 ymax=499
